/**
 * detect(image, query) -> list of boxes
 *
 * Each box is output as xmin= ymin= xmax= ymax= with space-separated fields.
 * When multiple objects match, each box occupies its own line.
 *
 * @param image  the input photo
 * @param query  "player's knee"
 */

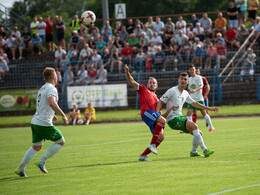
xmin=33 ymin=145 xmax=42 ymax=151
xmin=56 ymin=137 xmax=65 ymax=146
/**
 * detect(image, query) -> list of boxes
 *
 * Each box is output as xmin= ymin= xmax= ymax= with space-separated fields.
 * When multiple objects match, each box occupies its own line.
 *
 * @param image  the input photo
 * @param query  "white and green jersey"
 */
xmin=160 ymin=86 xmax=195 ymax=122
xmin=188 ymin=75 xmax=204 ymax=101
xmin=31 ymin=83 xmax=58 ymax=126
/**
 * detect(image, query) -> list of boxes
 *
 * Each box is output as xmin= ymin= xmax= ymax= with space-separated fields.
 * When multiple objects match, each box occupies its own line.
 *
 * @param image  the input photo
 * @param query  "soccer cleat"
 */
xmin=138 ymin=155 xmax=151 ymax=161
xmin=190 ymin=152 xmax=202 ymax=157
xmin=15 ymin=168 xmax=27 ymax=177
xmin=148 ymin=144 xmax=158 ymax=155
xmin=209 ymin=128 xmax=215 ymax=132
xmin=204 ymin=149 xmax=214 ymax=157
xmin=35 ymin=160 xmax=48 ymax=174
xmin=180 ymin=131 xmax=185 ymax=133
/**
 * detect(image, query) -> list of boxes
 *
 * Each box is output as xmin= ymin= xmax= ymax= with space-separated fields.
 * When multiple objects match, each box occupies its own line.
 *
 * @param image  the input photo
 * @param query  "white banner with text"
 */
xmin=67 ymin=84 xmax=128 ymax=109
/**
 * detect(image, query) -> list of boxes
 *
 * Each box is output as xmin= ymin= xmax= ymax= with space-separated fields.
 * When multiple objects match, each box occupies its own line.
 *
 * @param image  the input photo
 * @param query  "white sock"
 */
xmin=193 ymin=129 xmax=207 ymax=152
xmin=191 ymin=136 xmax=199 ymax=154
xmin=73 ymin=118 xmax=76 ymax=125
xmin=19 ymin=147 xmax=38 ymax=172
xmin=205 ymin=114 xmax=214 ymax=129
xmin=186 ymin=116 xmax=192 ymax=121
xmin=39 ymin=143 xmax=63 ymax=164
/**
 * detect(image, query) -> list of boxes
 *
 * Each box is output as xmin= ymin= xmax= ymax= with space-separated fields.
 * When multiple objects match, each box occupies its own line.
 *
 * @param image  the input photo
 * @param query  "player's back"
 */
xmin=31 ymin=83 xmax=58 ymax=126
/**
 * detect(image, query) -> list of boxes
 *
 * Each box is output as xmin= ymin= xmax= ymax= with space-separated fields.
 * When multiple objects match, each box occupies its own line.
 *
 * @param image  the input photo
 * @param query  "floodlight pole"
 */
xmin=102 ymin=0 xmax=109 ymax=24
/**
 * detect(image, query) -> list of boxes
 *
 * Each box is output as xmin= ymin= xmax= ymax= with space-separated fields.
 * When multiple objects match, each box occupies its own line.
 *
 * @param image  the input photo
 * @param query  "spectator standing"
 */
xmin=45 ymin=15 xmax=54 ymax=51
xmin=55 ymin=16 xmax=66 ymax=49
xmin=36 ymin=17 xmax=47 ymax=46
xmin=247 ymin=0 xmax=259 ymax=25
xmin=227 ymin=1 xmax=239 ymax=29
xmin=69 ymin=15 xmax=81 ymax=35
xmin=199 ymin=13 xmax=212 ymax=37
xmin=30 ymin=17 xmax=38 ymax=38
xmin=235 ymin=0 xmax=247 ymax=26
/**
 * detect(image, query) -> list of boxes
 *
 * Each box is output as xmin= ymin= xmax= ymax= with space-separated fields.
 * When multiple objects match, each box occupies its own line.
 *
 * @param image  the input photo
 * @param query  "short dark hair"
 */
xmin=188 ymin=64 xmax=195 ymax=69
xmin=180 ymin=72 xmax=189 ymax=78
xmin=43 ymin=67 xmax=55 ymax=81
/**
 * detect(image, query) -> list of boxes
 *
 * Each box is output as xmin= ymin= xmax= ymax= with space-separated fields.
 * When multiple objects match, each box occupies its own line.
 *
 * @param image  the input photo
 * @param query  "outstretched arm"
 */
xmin=125 ymin=64 xmax=138 ymax=90
xmin=191 ymin=101 xmax=219 ymax=113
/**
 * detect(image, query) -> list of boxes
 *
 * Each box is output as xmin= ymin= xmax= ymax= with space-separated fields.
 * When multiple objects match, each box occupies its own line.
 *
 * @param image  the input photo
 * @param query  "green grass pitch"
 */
xmin=0 ymin=117 xmax=260 ymax=194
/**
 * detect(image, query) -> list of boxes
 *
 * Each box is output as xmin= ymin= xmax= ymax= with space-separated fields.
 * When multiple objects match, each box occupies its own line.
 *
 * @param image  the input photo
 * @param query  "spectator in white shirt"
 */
xmin=0 ymin=56 xmax=9 ymax=80
xmin=79 ymin=43 xmax=93 ymax=62
xmin=54 ymin=46 xmax=66 ymax=69
xmin=153 ymin=16 xmax=164 ymax=35
xmin=150 ymin=32 xmax=163 ymax=47
xmin=36 ymin=17 xmax=47 ymax=44
xmin=91 ymin=49 xmax=102 ymax=69
xmin=94 ymin=65 xmax=107 ymax=84
xmin=176 ymin=16 xmax=187 ymax=33
xmin=76 ymin=65 xmax=88 ymax=85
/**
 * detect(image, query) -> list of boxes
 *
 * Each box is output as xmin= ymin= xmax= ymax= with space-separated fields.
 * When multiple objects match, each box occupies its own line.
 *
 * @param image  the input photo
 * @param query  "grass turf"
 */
xmin=0 ymin=117 xmax=260 ymax=194
xmin=0 ymin=104 xmax=260 ymax=126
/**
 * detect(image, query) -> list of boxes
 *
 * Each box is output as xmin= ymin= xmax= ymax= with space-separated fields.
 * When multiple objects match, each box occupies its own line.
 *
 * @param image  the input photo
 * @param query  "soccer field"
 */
xmin=0 ymin=117 xmax=260 ymax=195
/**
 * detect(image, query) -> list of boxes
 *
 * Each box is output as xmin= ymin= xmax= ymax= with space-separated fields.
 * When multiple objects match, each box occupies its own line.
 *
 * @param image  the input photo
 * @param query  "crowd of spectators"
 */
xmin=0 ymin=0 xmax=259 ymax=83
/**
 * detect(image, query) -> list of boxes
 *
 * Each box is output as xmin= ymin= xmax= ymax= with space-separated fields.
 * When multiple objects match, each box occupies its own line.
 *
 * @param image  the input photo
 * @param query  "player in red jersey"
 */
xmin=192 ymin=68 xmax=214 ymax=131
xmin=125 ymin=64 xmax=170 ymax=161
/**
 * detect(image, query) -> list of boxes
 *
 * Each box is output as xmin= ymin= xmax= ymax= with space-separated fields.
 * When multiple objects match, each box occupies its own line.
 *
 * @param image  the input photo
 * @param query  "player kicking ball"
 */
xmin=125 ymin=65 xmax=171 ymax=161
xmin=15 ymin=67 xmax=69 ymax=177
xmin=156 ymin=72 xmax=219 ymax=157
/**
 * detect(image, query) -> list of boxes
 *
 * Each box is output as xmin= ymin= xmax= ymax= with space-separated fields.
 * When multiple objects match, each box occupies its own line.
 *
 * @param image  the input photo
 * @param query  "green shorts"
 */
xmin=31 ymin=124 xmax=63 ymax=143
xmin=187 ymin=101 xmax=205 ymax=110
xmin=168 ymin=116 xmax=188 ymax=133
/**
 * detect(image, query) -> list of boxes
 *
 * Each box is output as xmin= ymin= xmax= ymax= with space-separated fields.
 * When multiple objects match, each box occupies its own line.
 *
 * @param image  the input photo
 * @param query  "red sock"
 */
xmin=150 ymin=122 xmax=164 ymax=144
xmin=192 ymin=113 xmax=197 ymax=123
xmin=141 ymin=139 xmax=163 ymax=156
xmin=156 ymin=139 xmax=162 ymax=147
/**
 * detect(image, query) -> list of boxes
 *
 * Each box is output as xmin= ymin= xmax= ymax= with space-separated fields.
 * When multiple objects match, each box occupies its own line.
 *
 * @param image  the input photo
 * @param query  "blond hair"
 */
xmin=43 ymin=67 xmax=55 ymax=82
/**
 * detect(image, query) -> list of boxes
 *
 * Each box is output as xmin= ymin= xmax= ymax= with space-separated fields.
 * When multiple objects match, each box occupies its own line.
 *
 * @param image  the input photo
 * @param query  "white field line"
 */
xmin=207 ymin=184 xmax=260 ymax=195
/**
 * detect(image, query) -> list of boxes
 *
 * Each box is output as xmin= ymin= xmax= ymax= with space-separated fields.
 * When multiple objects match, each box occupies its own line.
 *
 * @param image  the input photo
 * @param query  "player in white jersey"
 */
xmin=156 ymin=72 xmax=219 ymax=157
xmin=186 ymin=65 xmax=215 ymax=131
xmin=15 ymin=67 xmax=69 ymax=177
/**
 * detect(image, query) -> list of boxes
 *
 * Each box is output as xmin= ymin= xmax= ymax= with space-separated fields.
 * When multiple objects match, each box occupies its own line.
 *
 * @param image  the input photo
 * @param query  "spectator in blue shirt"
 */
xmin=192 ymin=44 xmax=205 ymax=69
xmin=30 ymin=33 xmax=43 ymax=55
xmin=240 ymin=58 xmax=254 ymax=82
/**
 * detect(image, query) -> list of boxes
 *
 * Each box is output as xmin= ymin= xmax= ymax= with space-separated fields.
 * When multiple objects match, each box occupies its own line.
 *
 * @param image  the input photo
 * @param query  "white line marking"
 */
xmin=207 ymin=184 xmax=260 ymax=195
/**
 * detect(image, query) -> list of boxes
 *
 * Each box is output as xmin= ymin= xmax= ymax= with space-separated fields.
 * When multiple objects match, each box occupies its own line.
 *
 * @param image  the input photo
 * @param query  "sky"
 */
xmin=1 ymin=0 xmax=22 ymax=8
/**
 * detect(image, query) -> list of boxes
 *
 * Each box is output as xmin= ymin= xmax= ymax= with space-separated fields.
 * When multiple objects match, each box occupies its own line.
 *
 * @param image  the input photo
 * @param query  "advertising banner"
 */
xmin=67 ymin=84 xmax=128 ymax=109
xmin=0 ymin=89 xmax=38 ymax=112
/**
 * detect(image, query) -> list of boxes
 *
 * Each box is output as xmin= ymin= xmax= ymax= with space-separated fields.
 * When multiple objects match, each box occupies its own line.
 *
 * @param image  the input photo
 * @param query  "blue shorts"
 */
xmin=204 ymin=99 xmax=209 ymax=107
xmin=142 ymin=110 xmax=161 ymax=134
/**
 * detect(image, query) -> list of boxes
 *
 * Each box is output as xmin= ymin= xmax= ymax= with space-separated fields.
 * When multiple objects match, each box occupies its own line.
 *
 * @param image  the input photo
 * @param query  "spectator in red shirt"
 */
xmin=216 ymin=41 xmax=227 ymax=68
xmin=87 ymin=64 xmax=97 ymax=85
xmin=45 ymin=15 xmax=53 ymax=51
xmin=225 ymin=24 xmax=237 ymax=48
xmin=121 ymin=42 xmax=133 ymax=65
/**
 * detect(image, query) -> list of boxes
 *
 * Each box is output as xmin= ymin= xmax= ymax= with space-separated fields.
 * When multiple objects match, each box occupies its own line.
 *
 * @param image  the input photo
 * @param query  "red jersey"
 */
xmin=217 ymin=46 xmax=226 ymax=56
xmin=225 ymin=29 xmax=236 ymax=41
xmin=202 ymin=77 xmax=208 ymax=100
xmin=137 ymin=84 xmax=158 ymax=116
xmin=45 ymin=20 xmax=53 ymax=35
xmin=121 ymin=47 xmax=133 ymax=56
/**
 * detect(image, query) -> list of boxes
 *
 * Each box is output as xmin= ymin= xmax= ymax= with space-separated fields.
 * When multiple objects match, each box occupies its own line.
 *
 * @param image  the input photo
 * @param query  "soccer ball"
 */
xmin=81 ymin=10 xmax=96 ymax=25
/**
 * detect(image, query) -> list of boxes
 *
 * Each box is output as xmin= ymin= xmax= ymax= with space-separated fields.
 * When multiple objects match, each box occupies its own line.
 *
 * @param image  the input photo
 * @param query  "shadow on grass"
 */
xmin=51 ymin=156 xmax=190 ymax=170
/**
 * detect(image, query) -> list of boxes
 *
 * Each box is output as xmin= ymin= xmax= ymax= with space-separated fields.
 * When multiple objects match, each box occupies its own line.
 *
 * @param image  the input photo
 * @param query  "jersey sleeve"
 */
xmin=198 ymin=76 xmax=203 ymax=86
xmin=203 ymin=77 xmax=208 ymax=85
xmin=185 ymin=92 xmax=195 ymax=104
xmin=47 ymin=86 xmax=58 ymax=99
xmin=160 ymin=89 xmax=172 ymax=103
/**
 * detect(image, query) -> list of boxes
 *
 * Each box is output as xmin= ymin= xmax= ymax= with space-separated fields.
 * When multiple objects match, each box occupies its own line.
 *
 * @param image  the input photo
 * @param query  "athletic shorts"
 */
xmin=46 ymin=34 xmax=53 ymax=42
xmin=248 ymin=10 xmax=257 ymax=20
xmin=57 ymin=32 xmax=64 ymax=41
xmin=238 ymin=10 xmax=246 ymax=18
xmin=142 ymin=110 xmax=161 ymax=134
xmin=168 ymin=116 xmax=188 ymax=133
xmin=31 ymin=124 xmax=63 ymax=143
xmin=204 ymin=99 xmax=209 ymax=107
xmin=187 ymin=101 xmax=205 ymax=110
